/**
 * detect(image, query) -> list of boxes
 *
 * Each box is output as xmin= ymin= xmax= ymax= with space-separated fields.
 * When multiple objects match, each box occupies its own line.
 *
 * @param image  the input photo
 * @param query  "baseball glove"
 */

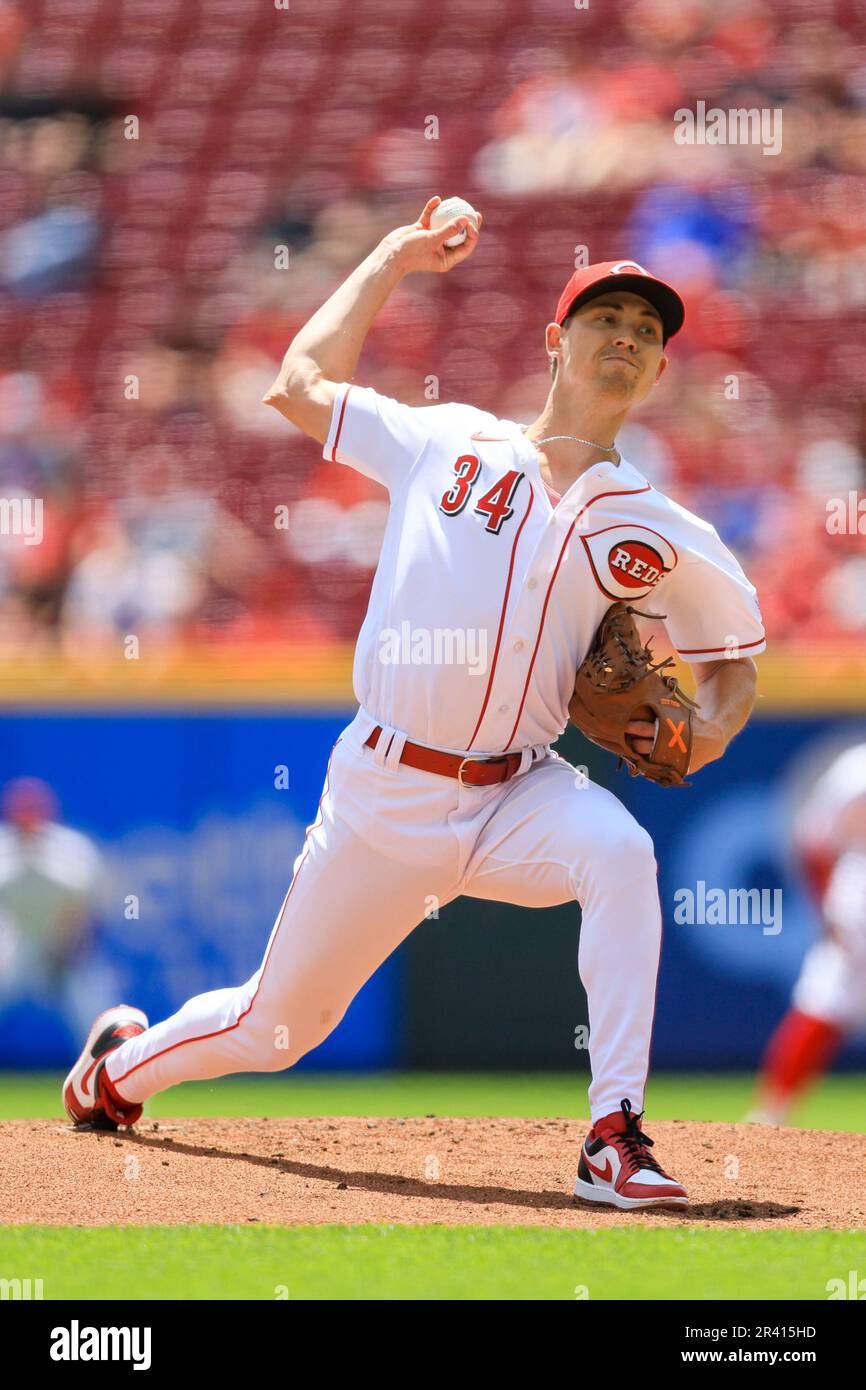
xmin=568 ymin=602 xmax=700 ymax=788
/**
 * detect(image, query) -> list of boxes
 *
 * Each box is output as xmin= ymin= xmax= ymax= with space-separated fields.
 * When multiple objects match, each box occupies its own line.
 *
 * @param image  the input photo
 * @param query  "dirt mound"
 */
xmin=3 ymin=1116 xmax=862 ymax=1228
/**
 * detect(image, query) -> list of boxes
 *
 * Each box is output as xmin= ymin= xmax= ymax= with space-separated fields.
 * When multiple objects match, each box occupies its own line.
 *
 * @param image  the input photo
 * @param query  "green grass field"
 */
xmin=2 ymin=1226 xmax=864 ymax=1301
xmin=2 ymin=1072 xmax=864 ymax=1300
xmin=2 ymin=1069 xmax=865 ymax=1129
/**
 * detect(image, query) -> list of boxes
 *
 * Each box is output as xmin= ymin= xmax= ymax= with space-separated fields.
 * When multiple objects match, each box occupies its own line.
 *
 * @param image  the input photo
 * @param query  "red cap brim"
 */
xmin=558 ymin=273 xmax=684 ymax=342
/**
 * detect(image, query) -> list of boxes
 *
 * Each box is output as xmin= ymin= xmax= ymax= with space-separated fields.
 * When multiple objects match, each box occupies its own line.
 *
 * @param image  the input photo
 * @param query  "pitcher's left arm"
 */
xmin=685 ymin=655 xmax=758 ymax=773
xmin=624 ymin=655 xmax=757 ymax=774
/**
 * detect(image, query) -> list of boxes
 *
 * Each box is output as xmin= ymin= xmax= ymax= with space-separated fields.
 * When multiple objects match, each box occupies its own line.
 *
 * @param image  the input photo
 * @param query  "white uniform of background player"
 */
xmin=67 ymin=200 xmax=764 ymax=1208
xmin=792 ymin=744 xmax=866 ymax=1025
xmin=0 ymin=778 xmax=105 ymax=1037
xmin=750 ymin=743 xmax=866 ymax=1124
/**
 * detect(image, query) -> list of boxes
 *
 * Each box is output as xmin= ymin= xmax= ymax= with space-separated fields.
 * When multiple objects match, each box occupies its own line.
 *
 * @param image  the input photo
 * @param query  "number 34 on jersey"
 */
xmin=439 ymin=457 xmax=524 ymax=535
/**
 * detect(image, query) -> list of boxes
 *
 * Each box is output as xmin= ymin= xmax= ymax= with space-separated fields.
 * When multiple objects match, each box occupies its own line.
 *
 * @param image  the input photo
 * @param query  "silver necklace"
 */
xmin=533 ymin=433 xmax=618 ymax=454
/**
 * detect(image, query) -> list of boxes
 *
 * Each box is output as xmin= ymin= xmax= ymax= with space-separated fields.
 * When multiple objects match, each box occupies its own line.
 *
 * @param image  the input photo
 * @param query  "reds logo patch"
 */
xmin=580 ymin=525 xmax=677 ymax=601
xmin=611 ymin=260 xmax=649 ymax=276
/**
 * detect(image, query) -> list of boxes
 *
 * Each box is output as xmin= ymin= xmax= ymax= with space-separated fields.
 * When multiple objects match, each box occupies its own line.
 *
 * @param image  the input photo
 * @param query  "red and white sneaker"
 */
xmin=63 ymin=1005 xmax=148 ymax=1130
xmin=573 ymin=1099 xmax=688 ymax=1210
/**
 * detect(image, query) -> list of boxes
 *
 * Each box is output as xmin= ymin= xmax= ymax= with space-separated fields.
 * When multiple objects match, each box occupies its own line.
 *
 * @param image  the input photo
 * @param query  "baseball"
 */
xmin=429 ymin=196 xmax=480 ymax=247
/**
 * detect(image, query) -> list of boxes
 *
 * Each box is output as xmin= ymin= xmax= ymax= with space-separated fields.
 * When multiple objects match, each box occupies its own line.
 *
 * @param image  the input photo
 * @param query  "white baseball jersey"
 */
xmin=0 ymin=822 xmax=102 ymax=995
xmin=323 ymin=383 xmax=766 ymax=753
xmin=0 ymin=823 xmax=102 ymax=939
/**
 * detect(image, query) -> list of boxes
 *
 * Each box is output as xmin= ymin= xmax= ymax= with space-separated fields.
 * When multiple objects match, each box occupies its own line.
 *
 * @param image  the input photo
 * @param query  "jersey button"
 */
xmin=527 ymin=578 xmax=538 ymax=589
xmin=498 ymin=704 xmax=509 ymax=714
xmin=513 ymin=640 xmax=524 ymax=652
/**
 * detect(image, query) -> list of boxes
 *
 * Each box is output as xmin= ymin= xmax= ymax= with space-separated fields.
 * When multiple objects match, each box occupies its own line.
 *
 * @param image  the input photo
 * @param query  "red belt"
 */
xmin=364 ymin=726 xmax=528 ymax=787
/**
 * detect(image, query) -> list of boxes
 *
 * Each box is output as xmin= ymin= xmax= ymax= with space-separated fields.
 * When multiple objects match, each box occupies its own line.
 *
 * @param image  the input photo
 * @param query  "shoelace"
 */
xmin=605 ymin=1099 xmax=667 ymax=1176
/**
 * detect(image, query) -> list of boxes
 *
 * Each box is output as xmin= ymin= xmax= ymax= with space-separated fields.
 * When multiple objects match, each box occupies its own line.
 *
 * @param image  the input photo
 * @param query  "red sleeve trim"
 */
xmin=328 ymin=384 xmax=354 ymax=463
xmin=677 ymin=635 xmax=766 ymax=655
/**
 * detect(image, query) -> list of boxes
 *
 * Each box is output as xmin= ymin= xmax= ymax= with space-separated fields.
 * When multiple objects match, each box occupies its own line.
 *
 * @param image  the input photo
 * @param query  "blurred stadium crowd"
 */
xmin=1 ymin=0 xmax=865 ymax=657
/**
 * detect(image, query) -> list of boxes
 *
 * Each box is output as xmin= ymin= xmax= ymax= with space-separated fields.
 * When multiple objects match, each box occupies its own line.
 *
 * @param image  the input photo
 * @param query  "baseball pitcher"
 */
xmin=65 ymin=198 xmax=765 ymax=1211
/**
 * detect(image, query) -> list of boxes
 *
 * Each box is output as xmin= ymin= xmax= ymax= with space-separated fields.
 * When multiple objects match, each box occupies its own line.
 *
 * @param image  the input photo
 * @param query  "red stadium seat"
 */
xmin=149 ymin=107 xmax=211 ymax=166
xmin=336 ymin=45 xmax=410 ymax=100
xmin=199 ymin=169 xmax=273 ymax=229
xmin=98 ymin=42 xmax=166 ymax=102
xmin=163 ymin=43 xmax=246 ymax=105
xmin=118 ymin=167 xmax=206 ymax=228
xmin=182 ymin=229 xmax=243 ymax=281
xmin=115 ymin=0 xmax=185 ymax=31
xmin=13 ymin=43 xmax=82 ymax=96
xmin=112 ymin=278 xmax=182 ymax=333
xmin=221 ymin=107 xmax=297 ymax=169
xmin=187 ymin=0 xmax=264 ymax=29
xmin=351 ymin=0 xmax=419 ymax=19
xmin=246 ymin=43 xmax=326 ymax=102
xmin=33 ymin=0 xmax=104 ymax=30
xmin=416 ymin=44 xmax=487 ymax=101
xmin=0 ymin=167 xmax=30 ymax=232
xmin=26 ymin=292 xmax=90 ymax=340
xmin=101 ymin=225 xmax=172 ymax=278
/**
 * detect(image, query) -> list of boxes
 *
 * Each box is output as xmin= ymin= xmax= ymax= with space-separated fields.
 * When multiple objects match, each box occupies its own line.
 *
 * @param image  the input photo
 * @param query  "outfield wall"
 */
xmin=1 ymin=704 xmax=864 ymax=1072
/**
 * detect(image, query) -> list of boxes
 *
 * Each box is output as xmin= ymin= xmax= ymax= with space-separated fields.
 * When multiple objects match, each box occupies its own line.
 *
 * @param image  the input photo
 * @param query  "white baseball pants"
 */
xmin=104 ymin=707 xmax=663 ymax=1122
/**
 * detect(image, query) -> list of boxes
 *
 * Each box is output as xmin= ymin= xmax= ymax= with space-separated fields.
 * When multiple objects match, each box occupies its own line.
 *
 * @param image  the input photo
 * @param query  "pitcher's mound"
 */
xmin=4 ymin=1116 xmax=863 ymax=1228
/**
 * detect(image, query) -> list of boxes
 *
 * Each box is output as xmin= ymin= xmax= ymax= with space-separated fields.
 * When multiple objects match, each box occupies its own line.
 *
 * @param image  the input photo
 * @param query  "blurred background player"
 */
xmin=748 ymin=742 xmax=866 ymax=1125
xmin=0 ymin=777 xmax=107 ymax=1057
